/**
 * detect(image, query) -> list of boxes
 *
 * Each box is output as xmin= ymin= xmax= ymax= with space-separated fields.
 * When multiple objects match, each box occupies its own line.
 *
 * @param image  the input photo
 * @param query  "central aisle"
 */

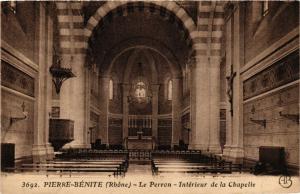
xmin=126 ymin=162 xmax=152 ymax=176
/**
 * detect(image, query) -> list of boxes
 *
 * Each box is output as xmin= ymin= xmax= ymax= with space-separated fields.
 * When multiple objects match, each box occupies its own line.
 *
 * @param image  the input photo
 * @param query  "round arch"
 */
xmin=84 ymin=1 xmax=197 ymax=50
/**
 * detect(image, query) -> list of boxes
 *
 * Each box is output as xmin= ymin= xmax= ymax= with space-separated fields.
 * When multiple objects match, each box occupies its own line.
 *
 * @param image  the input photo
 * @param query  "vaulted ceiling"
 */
xmin=84 ymin=2 xmax=197 ymax=75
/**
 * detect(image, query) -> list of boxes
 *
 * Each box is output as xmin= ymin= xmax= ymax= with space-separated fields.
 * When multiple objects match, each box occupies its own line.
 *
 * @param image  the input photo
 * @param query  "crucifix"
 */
xmin=226 ymin=64 xmax=236 ymax=116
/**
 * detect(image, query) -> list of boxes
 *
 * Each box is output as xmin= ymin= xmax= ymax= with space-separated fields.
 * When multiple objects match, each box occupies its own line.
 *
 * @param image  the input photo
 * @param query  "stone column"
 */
xmin=63 ymin=54 xmax=88 ymax=148
xmin=172 ymin=78 xmax=182 ymax=147
xmin=151 ymin=84 xmax=159 ymax=141
xmin=98 ymin=76 xmax=109 ymax=145
xmin=122 ymin=84 xmax=131 ymax=142
xmin=189 ymin=55 xmax=210 ymax=150
xmin=208 ymin=57 xmax=222 ymax=154
xmin=32 ymin=4 xmax=50 ymax=162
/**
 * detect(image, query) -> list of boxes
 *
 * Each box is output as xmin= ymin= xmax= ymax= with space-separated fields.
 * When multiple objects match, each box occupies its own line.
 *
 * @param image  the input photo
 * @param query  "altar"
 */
xmin=126 ymin=136 xmax=155 ymax=150
xmin=125 ymin=112 xmax=156 ymax=149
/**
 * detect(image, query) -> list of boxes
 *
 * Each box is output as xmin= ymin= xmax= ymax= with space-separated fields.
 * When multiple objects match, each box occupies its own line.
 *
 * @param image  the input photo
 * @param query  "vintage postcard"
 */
xmin=1 ymin=1 xmax=299 ymax=194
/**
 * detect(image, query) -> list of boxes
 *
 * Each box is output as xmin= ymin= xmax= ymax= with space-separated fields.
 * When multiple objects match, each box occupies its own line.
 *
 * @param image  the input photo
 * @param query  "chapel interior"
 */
xmin=1 ymin=1 xmax=299 ymax=176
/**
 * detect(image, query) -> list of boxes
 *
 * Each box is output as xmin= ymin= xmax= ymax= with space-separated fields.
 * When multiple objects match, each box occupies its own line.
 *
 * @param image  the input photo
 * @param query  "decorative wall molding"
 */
xmin=1 ymin=40 xmax=38 ymax=72
xmin=1 ymin=47 xmax=37 ymax=78
xmin=244 ymin=131 xmax=299 ymax=136
xmin=1 ymin=86 xmax=35 ymax=102
xmin=241 ymin=27 xmax=299 ymax=78
xmin=243 ymin=51 xmax=299 ymax=100
xmin=1 ymin=61 xmax=35 ymax=97
xmin=243 ymin=80 xmax=299 ymax=104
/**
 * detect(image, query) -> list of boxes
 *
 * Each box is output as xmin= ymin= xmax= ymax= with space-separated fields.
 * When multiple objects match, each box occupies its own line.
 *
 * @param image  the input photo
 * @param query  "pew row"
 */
xmin=5 ymin=159 xmax=128 ymax=176
xmin=151 ymin=150 xmax=242 ymax=175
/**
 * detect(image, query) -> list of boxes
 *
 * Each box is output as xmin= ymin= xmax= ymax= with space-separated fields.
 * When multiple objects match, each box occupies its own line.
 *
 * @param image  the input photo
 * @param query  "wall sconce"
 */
xmin=279 ymin=111 xmax=299 ymax=124
xmin=10 ymin=102 xmax=28 ymax=125
xmin=250 ymin=105 xmax=266 ymax=128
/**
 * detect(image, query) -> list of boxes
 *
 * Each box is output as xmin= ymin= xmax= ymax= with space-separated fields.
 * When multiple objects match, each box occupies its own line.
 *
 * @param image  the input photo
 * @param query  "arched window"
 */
xmin=109 ymin=79 xmax=113 ymax=100
xmin=167 ymin=80 xmax=172 ymax=100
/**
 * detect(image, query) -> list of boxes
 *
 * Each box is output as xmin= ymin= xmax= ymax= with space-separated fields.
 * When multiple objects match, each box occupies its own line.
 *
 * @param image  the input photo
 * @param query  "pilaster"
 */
xmin=171 ymin=78 xmax=182 ymax=146
xmin=98 ymin=76 xmax=110 ymax=145
xmin=122 ymin=84 xmax=131 ymax=141
xmin=223 ymin=3 xmax=244 ymax=160
xmin=208 ymin=57 xmax=222 ymax=154
xmin=151 ymin=84 xmax=159 ymax=142
xmin=32 ymin=4 xmax=54 ymax=162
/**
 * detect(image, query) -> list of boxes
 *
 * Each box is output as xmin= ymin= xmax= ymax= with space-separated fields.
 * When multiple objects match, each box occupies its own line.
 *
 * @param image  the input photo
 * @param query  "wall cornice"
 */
xmin=1 ymin=40 xmax=39 ymax=73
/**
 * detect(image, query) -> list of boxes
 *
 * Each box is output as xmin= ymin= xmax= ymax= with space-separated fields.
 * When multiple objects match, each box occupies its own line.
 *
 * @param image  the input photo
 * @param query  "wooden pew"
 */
xmin=151 ymin=151 xmax=237 ymax=175
xmin=17 ymin=166 xmax=121 ymax=176
xmin=152 ymin=160 xmax=233 ymax=175
xmin=18 ymin=156 xmax=129 ymax=176
xmin=58 ymin=149 xmax=129 ymax=161
xmin=54 ymin=148 xmax=129 ymax=175
xmin=20 ymin=163 xmax=124 ymax=176
xmin=151 ymin=149 xmax=243 ymax=175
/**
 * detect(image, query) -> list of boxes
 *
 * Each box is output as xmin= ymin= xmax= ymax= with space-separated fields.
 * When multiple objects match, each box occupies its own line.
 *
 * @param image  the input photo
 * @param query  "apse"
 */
xmin=102 ymin=47 xmax=181 ymax=149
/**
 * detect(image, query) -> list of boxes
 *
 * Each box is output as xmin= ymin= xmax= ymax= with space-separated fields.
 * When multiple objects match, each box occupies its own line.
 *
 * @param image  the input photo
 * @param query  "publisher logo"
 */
xmin=279 ymin=175 xmax=292 ymax=188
